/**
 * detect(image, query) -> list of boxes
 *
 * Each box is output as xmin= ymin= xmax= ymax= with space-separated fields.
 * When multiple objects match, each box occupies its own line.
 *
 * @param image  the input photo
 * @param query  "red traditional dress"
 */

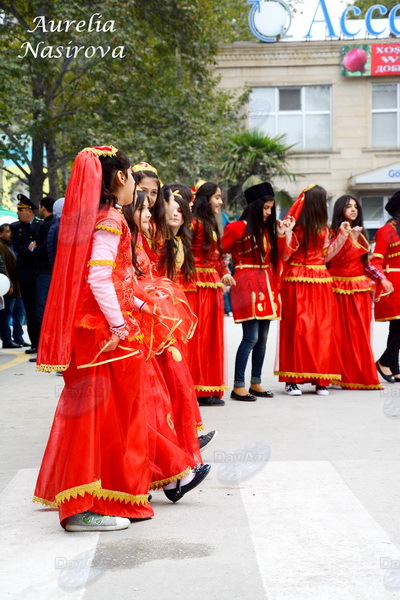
xmin=184 ymin=218 xmax=229 ymax=398
xmin=158 ymin=235 xmax=204 ymax=433
xmin=221 ymin=220 xmax=281 ymax=322
xmin=135 ymin=233 xmax=203 ymax=471
xmin=327 ymin=232 xmax=382 ymax=389
xmin=34 ymin=206 xmax=154 ymax=524
xmin=370 ymin=221 xmax=400 ymax=321
xmin=275 ymin=227 xmax=342 ymax=385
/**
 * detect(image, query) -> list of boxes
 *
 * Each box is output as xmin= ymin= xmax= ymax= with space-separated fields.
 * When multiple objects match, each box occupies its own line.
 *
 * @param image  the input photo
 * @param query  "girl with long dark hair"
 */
xmin=221 ymin=182 xmax=281 ymax=401
xmin=132 ymin=162 xmax=167 ymax=255
xmin=34 ymin=147 xmax=154 ymax=530
xmin=124 ymin=191 xmax=210 ymax=496
xmin=328 ymin=194 xmax=388 ymax=389
xmin=161 ymin=185 xmax=218 ymax=448
xmin=275 ymin=184 xmax=343 ymax=396
xmin=186 ymin=182 xmax=235 ymax=406
xmin=160 ymin=185 xmax=196 ymax=283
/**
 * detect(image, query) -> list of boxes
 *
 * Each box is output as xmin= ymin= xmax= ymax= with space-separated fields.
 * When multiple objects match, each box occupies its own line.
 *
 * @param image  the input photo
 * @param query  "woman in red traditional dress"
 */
xmin=221 ymin=182 xmax=281 ymax=401
xmin=33 ymin=147 xmax=154 ymax=531
xmin=185 ymin=182 xmax=235 ymax=407
xmin=123 ymin=191 xmax=211 ymax=496
xmin=370 ymin=192 xmax=400 ymax=382
xmin=328 ymin=195 xmax=388 ymax=389
xmin=275 ymin=184 xmax=342 ymax=396
xmin=161 ymin=186 xmax=216 ymax=449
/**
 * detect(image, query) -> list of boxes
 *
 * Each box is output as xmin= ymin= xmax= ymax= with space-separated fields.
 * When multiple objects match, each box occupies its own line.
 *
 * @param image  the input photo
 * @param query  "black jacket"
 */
xmin=32 ymin=214 xmax=54 ymax=274
xmin=10 ymin=218 xmax=41 ymax=282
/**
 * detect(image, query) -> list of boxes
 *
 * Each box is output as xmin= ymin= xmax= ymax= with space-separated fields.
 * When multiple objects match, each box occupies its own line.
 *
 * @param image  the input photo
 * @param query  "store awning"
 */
xmin=348 ymin=162 xmax=400 ymax=192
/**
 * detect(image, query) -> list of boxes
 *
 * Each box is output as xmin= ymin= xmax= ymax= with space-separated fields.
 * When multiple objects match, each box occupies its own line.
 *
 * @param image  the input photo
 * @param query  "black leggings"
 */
xmin=379 ymin=320 xmax=400 ymax=375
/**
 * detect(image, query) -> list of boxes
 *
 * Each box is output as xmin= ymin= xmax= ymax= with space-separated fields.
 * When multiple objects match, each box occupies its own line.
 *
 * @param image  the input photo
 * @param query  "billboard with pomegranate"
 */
xmin=341 ymin=43 xmax=400 ymax=76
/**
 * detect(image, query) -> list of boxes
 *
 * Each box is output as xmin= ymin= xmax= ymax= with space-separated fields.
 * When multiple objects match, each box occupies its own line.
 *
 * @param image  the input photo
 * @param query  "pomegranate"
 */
xmin=342 ymin=47 xmax=368 ymax=73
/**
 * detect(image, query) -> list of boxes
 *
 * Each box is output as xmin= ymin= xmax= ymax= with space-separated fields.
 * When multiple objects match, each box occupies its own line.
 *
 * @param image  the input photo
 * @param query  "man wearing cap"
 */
xmin=10 ymin=194 xmax=41 ymax=354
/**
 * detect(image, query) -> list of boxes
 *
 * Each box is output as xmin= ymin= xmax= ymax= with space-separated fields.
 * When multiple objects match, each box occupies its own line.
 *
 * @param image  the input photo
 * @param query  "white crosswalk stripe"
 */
xmin=0 ymin=469 xmax=100 ymax=599
xmin=240 ymin=461 xmax=400 ymax=600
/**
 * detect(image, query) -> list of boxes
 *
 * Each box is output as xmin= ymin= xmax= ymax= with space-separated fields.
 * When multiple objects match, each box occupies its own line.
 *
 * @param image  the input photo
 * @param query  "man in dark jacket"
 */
xmin=10 ymin=194 xmax=41 ymax=354
xmin=29 ymin=196 xmax=55 ymax=345
xmin=0 ymin=223 xmax=26 ymax=348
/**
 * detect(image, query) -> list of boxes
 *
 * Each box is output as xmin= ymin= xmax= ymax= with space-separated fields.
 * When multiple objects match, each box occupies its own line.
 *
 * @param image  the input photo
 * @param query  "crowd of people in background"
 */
xmin=1 ymin=145 xmax=400 ymax=532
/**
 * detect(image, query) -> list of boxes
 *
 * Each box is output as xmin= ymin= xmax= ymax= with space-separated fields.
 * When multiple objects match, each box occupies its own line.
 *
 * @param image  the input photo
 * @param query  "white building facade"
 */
xmin=214 ymin=1 xmax=400 ymax=232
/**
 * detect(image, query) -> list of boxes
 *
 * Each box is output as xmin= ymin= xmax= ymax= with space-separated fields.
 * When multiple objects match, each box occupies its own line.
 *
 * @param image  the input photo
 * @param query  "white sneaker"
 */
xmin=285 ymin=383 xmax=302 ymax=396
xmin=65 ymin=511 xmax=130 ymax=532
xmin=316 ymin=386 xmax=329 ymax=396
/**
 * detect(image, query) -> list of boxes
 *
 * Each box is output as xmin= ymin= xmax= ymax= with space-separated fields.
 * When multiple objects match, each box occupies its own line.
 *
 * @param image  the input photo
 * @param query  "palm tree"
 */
xmin=219 ymin=129 xmax=300 ymax=215
xmin=220 ymin=129 xmax=299 ymax=188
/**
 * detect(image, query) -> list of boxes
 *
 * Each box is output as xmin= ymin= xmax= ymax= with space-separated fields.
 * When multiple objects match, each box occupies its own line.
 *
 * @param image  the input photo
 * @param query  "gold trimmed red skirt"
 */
xmin=275 ymin=278 xmax=341 ymax=385
xmin=33 ymin=337 xmax=153 ymax=525
xmin=185 ymin=281 xmax=227 ymax=398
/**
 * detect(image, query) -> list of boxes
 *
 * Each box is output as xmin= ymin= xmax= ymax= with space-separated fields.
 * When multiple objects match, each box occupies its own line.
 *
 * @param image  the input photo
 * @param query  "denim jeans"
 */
xmin=20 ymin=279 xmax=39 ymax=349
xmin=234 ymin=319 xmax=271 ymax=388
xmin=1 ymin=296 xmax=27 ymax=345
xmin=12 ymin=297 xmax=26 ymax=343
xmin=35 ymin=273 xmax=52 ymax=325
xmin=0 ymin=296 xmax=15 ymax=344
xmin=223 ymin=291 xmax=232 ymax=314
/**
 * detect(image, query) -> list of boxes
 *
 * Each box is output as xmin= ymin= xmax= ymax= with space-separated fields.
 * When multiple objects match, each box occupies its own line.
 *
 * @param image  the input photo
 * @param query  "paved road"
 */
xmin=1 ymin=319 xmax=400 ymax=600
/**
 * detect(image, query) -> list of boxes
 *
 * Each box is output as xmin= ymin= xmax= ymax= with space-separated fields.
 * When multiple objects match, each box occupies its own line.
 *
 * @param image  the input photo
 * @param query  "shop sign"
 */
xmin=341 ymin=43 xmax=400 ymax=76
xmin=355 ymin=164 xmax=400 ymax=184
xmin=248 ymin=0 xmax=400 ymax=43
xmin=306 ymin=1 xmax=400 ymax=40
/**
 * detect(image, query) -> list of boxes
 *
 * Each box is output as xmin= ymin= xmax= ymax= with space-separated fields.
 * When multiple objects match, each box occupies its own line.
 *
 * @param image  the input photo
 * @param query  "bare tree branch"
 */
xmin=0 ymin=1 xmax=30 ymax=31
xmin=1 ymin=164 xmax=29 ymax=182
xmin=0 ymin=126 xmax=31 ymax=168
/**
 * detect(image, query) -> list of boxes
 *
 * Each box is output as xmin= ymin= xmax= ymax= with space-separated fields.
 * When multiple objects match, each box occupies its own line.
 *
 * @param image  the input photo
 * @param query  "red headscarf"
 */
xmin=286 ymin=184 xmax=317 ymax=222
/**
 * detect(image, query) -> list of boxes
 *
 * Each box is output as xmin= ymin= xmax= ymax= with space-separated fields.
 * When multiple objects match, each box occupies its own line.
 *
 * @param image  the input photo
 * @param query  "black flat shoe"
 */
xmin=197 ymin=396 xmax=225 ymax=406
xmin=164 ymin=464 xmax=211 ymax=503
xmin=230 ymin=390 xmax=256 ymax=401
xmin=249 ymin=388 xmax=274 ymax=398
xmin=2 ymin=342 xmax=22 ymax=349
xmin=14 ymin=340 xmax=30 ymax=347
xmin=25 ymin=347 xmax=37 ymax=354
xmin=198 ymin=430 xmax=217 ymax=450
xmin=376 ymin=361 xmax=395 ymax=383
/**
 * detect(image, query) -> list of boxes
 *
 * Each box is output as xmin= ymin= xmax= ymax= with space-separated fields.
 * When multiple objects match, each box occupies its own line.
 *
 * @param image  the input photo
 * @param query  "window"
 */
xmin=372 ymin=83 xmax=400 ymax=148
xmin=249 ymin=86 xmax=331 ymax=150
xmin=360 ymin=195 xmax=387 ymax=230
